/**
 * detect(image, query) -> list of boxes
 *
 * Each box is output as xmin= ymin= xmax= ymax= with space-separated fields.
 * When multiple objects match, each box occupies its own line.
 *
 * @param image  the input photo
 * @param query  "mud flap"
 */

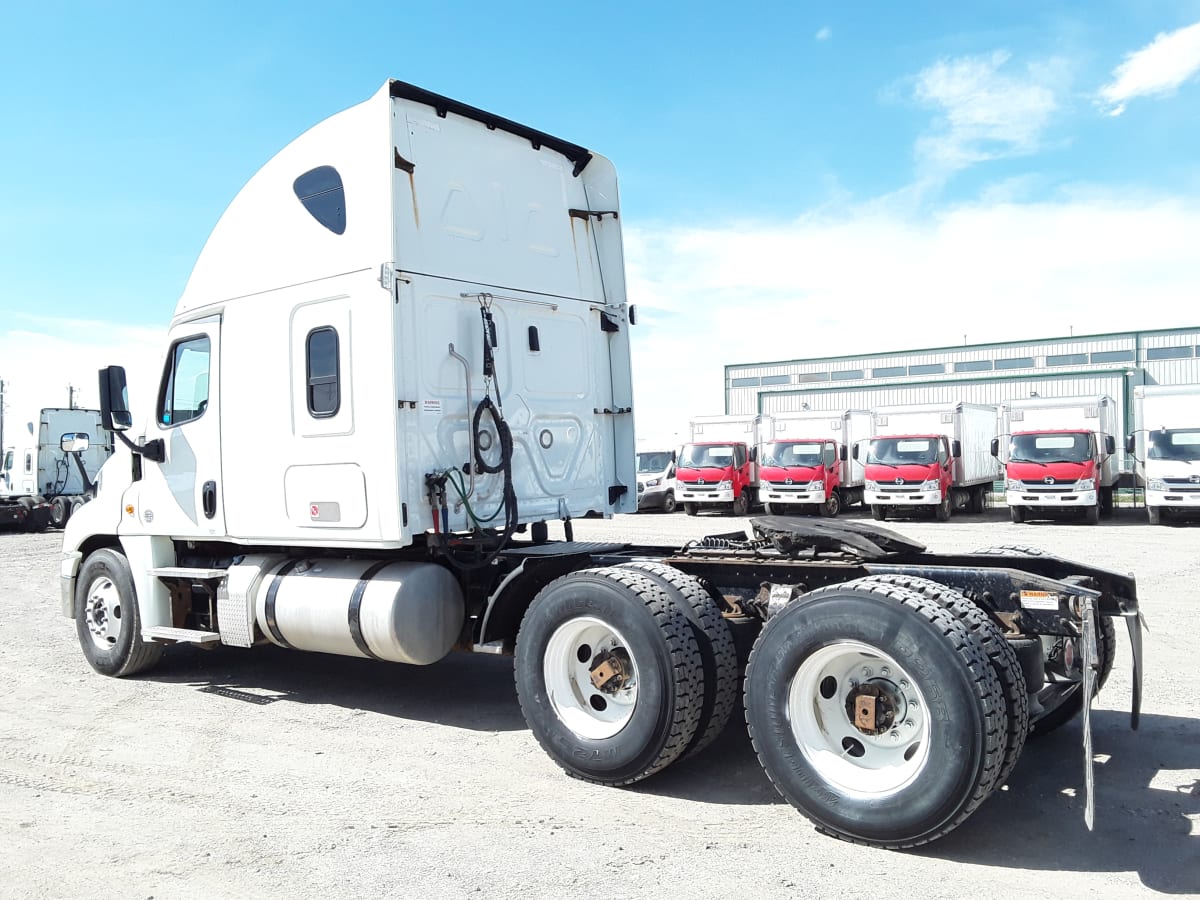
xmin=1081 ymin=601 xmax=1097 ymax=831
xmin=1125 ymin=610 xmax=1146 ymax=731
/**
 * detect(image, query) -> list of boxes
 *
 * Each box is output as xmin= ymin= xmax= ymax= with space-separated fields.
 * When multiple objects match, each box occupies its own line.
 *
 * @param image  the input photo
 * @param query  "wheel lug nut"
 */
xmin=861 ymin=667 xmax=872 ymax=678
xmin=899 ymin=680 xmax=910 ymax=690
xmin=889 ymin=730 xmax=900 ymax=742
xmin=880 ymin=666 xmax=891 ymax=677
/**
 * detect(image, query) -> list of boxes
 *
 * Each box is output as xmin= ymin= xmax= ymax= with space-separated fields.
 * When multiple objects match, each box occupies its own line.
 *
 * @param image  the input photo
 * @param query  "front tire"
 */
xmin=871 ymin=505 xmax=887 ymax=521
xmin=934 ymin=496 xmax=952 ymax=521
xmin=731 ymin=492 xmax=750 ymax=516
xmin=819 ymin=491 xmax=841 ymax=518
xmin=75 ymin=548 xmax=163 ymax=677
xmin=1147 ymin=505 xmax=1162 ymax=525
xmin=1010 ymin=505 xmax=1026 ymax=524
xmin=1084 ymin=504 xmax=1100 ymax=525
xmin=660 ymin=491 xmax=677 ymax=514
xmin=514 ymin=568 xmax=704 ymax=785
xmin=744 ymin=580 xmax=1005 ymax=848
xmin=684 ymin=503 xmax=698 ymax=517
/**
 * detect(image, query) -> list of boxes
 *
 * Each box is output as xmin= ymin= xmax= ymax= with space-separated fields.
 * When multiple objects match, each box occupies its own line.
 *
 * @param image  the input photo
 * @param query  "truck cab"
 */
xmin=862 ymin=434 xmax=956 ymax=520
xmin=635 ymin=449 xmax=677 ymax=513
xmin=675 ymin=441 xmax=755 ymax=516
xmin=758 ymin=438 xmax=843 ymax=516
xmin=997 ymin=429 xmax=1115 ymax=524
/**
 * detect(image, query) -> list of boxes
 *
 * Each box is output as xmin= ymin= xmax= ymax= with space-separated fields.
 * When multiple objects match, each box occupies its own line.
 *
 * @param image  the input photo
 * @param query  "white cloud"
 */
xmin=1097 ymin=21 xmax=1200 ymax=116
xmin=815 ymin=26 xmax=832 ymax=42
xmin=626 ymin=192 xmax=1200 ymax=443
xmin=912 ymin=51 xmax=1061 ymax=174
xmin=0 ymin=318 xmax=164 ymax=431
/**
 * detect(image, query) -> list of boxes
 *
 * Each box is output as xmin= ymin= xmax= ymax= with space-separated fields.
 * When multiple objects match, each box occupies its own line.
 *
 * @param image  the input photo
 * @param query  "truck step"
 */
xmin=142 ymin=626 xmax=222 ymax=644
xmin=148 ymin=566 xmax=228 ymax=580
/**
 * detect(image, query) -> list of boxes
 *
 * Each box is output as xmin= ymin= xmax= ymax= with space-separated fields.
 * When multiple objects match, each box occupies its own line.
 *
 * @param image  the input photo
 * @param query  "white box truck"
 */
xmin=1128 ymin=384 xmax=1200 ymax=524
xmin=758 ymin=409 xmax=872 ymax=517
xmin=59 ymin=79 xmax=1143 ymax=849
xmin=1 ymin=407 xmax=113 ymax=530
xmin=674 ymin=415 xmax=760 ymax=515
xmin=993 ymin=395 xmax=1119 ymax=525
xmin=859 ymin=402 xmax=999 ymax=521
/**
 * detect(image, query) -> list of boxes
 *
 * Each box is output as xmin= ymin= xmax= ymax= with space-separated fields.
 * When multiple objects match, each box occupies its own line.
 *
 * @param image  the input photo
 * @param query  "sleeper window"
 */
xmin=307 ymin=327 xmax=340 ymax=417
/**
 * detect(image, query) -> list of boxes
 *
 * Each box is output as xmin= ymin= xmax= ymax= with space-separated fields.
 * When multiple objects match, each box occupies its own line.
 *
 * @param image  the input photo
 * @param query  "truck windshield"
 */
xmin=679 ymin=444 xmax=734 ymax=468
xmin=761 ymin=441 xmax=822 ymax=467
xmin=637 ymin=451 xmax=674 ymax=474
xmin=868 ymin=438 xmax=936 ymax=466
xmin=1148 ymin=429 xmax=1200 ymax=462
xmin=1010 ymin=432 xmax=1091 ymax=464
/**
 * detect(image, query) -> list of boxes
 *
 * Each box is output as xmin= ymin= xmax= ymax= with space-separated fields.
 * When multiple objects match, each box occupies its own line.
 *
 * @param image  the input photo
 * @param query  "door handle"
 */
xmin=202 ymin=481 xmax=217 ymax=519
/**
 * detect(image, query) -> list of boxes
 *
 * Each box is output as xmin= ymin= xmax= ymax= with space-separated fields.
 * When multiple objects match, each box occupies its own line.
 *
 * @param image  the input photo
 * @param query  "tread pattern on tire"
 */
xmin=515 ymin=567 xmax=705 ymax=786
xmin=745 ymin=579 xmax=1006 ymax=849
xmin=618 ymin=562 xmax=739 ymax=758
xmin=851 ymin=574 xmax=1029 ymax=789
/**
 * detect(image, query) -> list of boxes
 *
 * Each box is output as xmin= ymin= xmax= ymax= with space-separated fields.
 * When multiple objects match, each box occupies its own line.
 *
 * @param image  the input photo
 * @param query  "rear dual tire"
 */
xmin=743 ymin=580 xmax=1005 ymax=848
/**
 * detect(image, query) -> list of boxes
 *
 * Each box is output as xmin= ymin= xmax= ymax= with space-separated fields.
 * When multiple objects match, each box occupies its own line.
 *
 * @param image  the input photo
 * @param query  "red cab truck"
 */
xmin=758 ymin=409 xmax=872 ymax=517
xmin=675 ymin=415 xmax=759 ymax=516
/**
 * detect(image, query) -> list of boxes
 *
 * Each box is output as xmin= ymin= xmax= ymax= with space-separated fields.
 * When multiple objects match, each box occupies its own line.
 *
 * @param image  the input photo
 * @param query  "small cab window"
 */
xmin=307 ymin=327 xmax=340 ymax=417
xmin=159 ymin=336 xmax=211 ymax=427
xmin=2 ymin=450 xmax=12 ymax=471
xmin=24 ymin=451 xmax=33 ymax=473
xmin=294 ymin=166 xmax=346 ymax=235
xmin=823 ymin=443 xmax=837 ymax=468
xmin=733 ymin=444 xmax=747 ymax=467
xmin=937 ymin=440 xmax=949 ymax=465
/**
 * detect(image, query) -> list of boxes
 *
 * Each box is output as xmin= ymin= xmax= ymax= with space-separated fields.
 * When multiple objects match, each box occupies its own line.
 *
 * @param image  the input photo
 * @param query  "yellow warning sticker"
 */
xmin=1020 ymin=590 xmax=1059 ymax=611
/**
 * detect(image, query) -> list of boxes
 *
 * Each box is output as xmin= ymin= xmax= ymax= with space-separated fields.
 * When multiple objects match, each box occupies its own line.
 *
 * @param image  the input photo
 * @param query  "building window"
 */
xmin=761 ymin=374 xmax=791 ymax=386
xmin=158 ymin=335 xmax=211 ymax=427
xmin=1091 ymin=349 xmax=1134 ymax=363
xmin=908 ymin=363 xmax=945 ymax=376
xmin=1146 ymin=345 xmax=1193 ymax=360
xmin=872 ymin=365 xmax=906 ymax=377
xmin=1047 ymin=352 xmax=1088 ymax=367
xmin=730 ymin=376 xmax=760 ymax=388
xmin=307 ymin=327 xmax=341 ymax=417
xmin=995 ymin=356 xmax=1034 ymax=370
xmin=831 ymin=369 xmax=864 ymax=381
xmin=293 ymin=166 xmax=347 ymax=235
xmin=954 ymin=359 xmax=993 ymax=373
xmin=796 ymin=372 xmax=830 ymax=383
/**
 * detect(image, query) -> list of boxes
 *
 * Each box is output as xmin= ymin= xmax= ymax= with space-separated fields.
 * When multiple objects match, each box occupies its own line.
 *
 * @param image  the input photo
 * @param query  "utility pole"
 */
xmin=68 ymin=383 xmax=79 ymax=410
xmin=0 ymin=378 xmax=6 ymax=456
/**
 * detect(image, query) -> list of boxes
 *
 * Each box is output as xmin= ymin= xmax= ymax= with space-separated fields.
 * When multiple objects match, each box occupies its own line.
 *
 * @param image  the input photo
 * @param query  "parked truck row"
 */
xmin=59 ymin=79 xmax=1143 ymax=850
xmin=669 ymin=390 xmax=1196 ymax=525
xmin=0 ymin=407 xmax=112 ymax=532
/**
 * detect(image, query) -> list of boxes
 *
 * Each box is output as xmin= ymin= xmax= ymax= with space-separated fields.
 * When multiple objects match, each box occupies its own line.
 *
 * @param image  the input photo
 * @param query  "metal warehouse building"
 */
xmin=725 ymin=326 xmax=1200 ymax=475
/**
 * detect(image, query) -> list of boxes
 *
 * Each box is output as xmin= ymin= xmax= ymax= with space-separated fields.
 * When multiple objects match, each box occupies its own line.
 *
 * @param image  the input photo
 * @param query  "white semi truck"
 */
xmin=994 ymin=395 xmax=1119 ymax=525
xmin=859 ymin=402 xmax=1000 ymax=521
xmin=61 ymin=80 xmax=1143 ymax=849
xmin=1127 ymin=384 xmax=1200 ymax=524
xmin=1 ymin=407 xmax=112 ymax=531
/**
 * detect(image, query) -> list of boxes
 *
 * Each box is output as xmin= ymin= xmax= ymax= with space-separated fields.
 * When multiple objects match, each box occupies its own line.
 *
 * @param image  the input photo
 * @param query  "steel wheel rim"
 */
xmin=787 ymin=640 xmax=931 ymax=797
xmin=544 ymin=616 xmax=639 ymax=740
xmin=84 ymin=575 xmax=124 ymax=652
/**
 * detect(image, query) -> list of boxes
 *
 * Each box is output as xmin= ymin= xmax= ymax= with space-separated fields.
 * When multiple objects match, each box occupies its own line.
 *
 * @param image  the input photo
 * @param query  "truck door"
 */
xmin=938 ymin=437 xmax=952 ymax=496
xmin=130 ymin=317 xmax=226 ymax=538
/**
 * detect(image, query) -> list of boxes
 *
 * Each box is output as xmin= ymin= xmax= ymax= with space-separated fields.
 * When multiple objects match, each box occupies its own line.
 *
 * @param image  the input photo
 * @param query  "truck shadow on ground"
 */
xmin=147 ymin=641 xmax=528 ymax=732
xmin=145 ymin=648 xmax=1196 ymax=891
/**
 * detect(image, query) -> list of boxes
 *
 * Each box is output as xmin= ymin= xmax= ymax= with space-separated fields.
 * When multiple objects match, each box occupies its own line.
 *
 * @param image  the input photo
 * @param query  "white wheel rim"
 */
xmin=544 ymin=616 xmax=639 ymax=740
xmin=787 ymin=641 xmax=931 ymax=797
xmin=84 ymin=575 xmax=124 ymax=652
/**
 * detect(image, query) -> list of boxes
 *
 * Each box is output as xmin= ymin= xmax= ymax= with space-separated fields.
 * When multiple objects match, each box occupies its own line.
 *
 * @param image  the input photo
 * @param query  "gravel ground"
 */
xmin=1 ymin=509 xmax=1197 ymax=899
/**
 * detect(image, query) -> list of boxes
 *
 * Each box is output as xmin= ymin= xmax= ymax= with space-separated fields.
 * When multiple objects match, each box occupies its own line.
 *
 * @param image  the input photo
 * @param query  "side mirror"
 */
xmin=669 ymin=449 xmax=677 ymax=463
xmin=60 ymin=433 xmax=90 ymax=453
xmin=749 ymin=446 xmax=758 ymax=463
xmin=1104 ymin=434 xmax=1116 ymax=455
xmin=1125 ymin=434 xmax=1135 ymax=454
xmin=628 ymin=304 xmax=638 ymax=325
xmin=951 ymin=440 xmax=962 ymax=458
xmin=840 ymin=445 xmax=848 ymax=462
xmin=989 ymin=437 xmax=999 ymax=458
xmin=852 ymin=443 xmax=861 ymax=461
xmin=99 ymin=366 xmax=132 ymax=432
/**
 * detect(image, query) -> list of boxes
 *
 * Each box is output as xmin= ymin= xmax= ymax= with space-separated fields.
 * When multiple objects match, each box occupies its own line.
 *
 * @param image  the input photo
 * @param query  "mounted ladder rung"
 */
xmin=142 ymin=626 xmax=221 ymax=644
xmin=148 ymin=566 xmax=228 ymax=580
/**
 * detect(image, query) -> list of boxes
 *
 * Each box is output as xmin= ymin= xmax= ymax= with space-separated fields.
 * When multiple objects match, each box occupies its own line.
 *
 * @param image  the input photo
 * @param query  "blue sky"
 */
xmin=2 ymin=2 xmax=1199 ymax=443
